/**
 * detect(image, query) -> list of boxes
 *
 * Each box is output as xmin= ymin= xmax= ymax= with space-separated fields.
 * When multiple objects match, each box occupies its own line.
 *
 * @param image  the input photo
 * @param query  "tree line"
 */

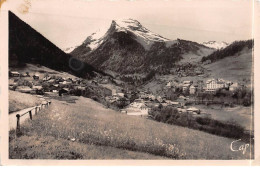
xmin=201 ymin=39 xmax=253 ymax=63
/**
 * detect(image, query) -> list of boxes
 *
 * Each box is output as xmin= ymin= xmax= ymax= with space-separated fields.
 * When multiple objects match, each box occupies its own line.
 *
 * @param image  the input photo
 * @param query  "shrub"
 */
xmin=243 ymin=97 xmax=251 ymax=107
xmin=196 ymin=117 xmax=211 ymax=125
xmin=17 ymin=79 xmax=33 ymax=88
xmin=91 ymin=96 xmax=98 ymax=101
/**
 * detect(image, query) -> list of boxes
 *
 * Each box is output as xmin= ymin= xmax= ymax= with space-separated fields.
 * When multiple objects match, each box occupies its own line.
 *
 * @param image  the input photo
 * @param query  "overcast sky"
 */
xmin=2 ymin=0 xmax=254 ymax=49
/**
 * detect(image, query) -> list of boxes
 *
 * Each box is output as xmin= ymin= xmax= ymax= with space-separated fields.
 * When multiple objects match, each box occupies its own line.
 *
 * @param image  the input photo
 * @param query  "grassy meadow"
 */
xmin=9 ymin=96 xmax=254 ymax=159
xmin=195 ymin=104 xmax=253 ymax=131
xmin=9 ymin=90 xmax=42 ymax=113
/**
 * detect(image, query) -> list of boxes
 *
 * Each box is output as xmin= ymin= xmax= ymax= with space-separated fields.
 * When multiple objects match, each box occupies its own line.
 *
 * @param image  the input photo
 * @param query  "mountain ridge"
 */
xmin=9 ymin=11 xmax=102 ymax=78
xmin=70 ymin=19 xmax=214 ymax=74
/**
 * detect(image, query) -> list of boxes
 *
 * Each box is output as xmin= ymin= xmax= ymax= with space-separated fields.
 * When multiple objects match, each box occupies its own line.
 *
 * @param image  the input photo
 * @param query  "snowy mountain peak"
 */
xmin=113 ymin=18 xmax=142 ymax=29
xmin=82 ymin=19 xmax=177 ymax=51
xmin=83 ymin=28 xmax=108 ymax=50
xmin=113 ymin=19 xmax=170 ymax=42
xmin=202 ymin=41 xmax=229 ymax=49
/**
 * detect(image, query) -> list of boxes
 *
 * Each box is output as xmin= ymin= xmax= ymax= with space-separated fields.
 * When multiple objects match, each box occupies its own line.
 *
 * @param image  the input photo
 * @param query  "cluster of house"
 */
xmin=92 ymin=76 xmax=112 ymax=85
xmin=9 ymin=71 xmax=85 ymax=95
xmin=117 ymin=89 xmax=201 ymax=117
xmin=166 ymin=78 xmax=240 ymax=95
xmin=166 ymin=80 xmax=199 ymax=94
xmin=15 ymin=71 xmax=241 ymax=118
xmin=105 ymin=89 xmax=130 ymax=104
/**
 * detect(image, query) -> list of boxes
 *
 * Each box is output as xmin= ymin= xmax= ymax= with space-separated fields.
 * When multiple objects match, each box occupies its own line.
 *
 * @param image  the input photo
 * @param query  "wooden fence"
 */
xmin=15 ymin=101 xmax=51 ymax=135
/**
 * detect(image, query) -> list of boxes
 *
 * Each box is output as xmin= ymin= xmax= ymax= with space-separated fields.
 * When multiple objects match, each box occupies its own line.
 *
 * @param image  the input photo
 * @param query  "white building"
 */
xmin=156 ymin=96 xmax=163 ymax=102
xmin=187 ymin=107 xmax=200 ymax=114
xmin=183 ymin=81 xmax=192 ymax=84
xmin=182 ymin=81 xmax=192 ymax=92
xmin=10 ymin=71 xmax=20 ymax=77
xmin=205 ymin=79 xmax=225 ymax=92
xmin=112 ymin=89 xmax=117 ymax=96
xmin=189 ymin=85 xmax=197 ymax=94
xmin=125 ymin=102 xmax=150 ymax=116
xmin=166 ymin=81 xmax=173 ymax=88
xmin=118 ymin=92 xmax=125 ymax=97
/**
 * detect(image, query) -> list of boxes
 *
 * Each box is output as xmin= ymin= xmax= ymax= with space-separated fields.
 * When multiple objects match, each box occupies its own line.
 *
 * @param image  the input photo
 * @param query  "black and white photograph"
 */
xmin=0 ymin=0 xmax=258 ymax=164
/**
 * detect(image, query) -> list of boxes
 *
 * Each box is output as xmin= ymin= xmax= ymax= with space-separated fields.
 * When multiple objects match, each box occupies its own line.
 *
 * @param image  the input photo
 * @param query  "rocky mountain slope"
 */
xmin=70 ymin=19 xmax=214 ymax=74
xmin=63 ymin=46 xmax=78 ymax=53
xmin=9 ymin=11 xmax=100 ymax=78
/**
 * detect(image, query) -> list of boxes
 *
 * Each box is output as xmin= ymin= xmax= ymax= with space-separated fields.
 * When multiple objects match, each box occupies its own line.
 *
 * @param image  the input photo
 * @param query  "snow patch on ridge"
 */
xmin=83 ymin=18 xmax=179 ymax=51
xmin=113 ymin=19 xmax=178 ymax=50
xmin=202 ymin=41 xmax=229 ymax=49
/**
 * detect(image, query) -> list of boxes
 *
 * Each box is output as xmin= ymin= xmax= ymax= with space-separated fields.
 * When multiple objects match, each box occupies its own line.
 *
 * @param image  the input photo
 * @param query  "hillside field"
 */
xmin=204 ymin=48 xmax=253 ymax=83
xmin=9 ymin=95 xmax=253 ymax=159
xmin=9 ymin=90 xmax=42 ymax=113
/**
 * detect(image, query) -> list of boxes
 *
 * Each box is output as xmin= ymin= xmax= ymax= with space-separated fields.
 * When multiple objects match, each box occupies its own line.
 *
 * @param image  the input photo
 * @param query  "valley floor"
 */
xmin=9 ymin=92 xmax=254 ymax=159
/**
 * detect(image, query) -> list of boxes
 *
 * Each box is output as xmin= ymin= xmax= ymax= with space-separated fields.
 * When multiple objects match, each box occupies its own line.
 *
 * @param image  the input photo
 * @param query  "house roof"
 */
xmin=190 ymin=85 xmax=197 ymax=89
xmin=16 ymin=86 xmax=32 ymax=91
xmin=61 ymin=88 xmax=69 ymax=92
xmin=171 ymin=102 xmax=180 ymax=105
xmin=206 ymin=79 xmax=215 ymax=84
xmin=206 ymin=78 xmax=226 ymax=84
xmin=183 ymin=81 xmax=191 ymax=84
xmin=187 ymin=107 xmax=199 ymax=111
xmin=32 ymin=86 xmax=43 ymax=90
xmin=183 ymin=84 xmax=191 ymax=87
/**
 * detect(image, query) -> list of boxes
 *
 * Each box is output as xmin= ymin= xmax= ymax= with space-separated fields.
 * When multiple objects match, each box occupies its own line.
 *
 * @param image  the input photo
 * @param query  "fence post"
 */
xmin=29 ymin=110 xmax=32 ymax=120
xmin=16 ymin=114 xmax=21 ymax=135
